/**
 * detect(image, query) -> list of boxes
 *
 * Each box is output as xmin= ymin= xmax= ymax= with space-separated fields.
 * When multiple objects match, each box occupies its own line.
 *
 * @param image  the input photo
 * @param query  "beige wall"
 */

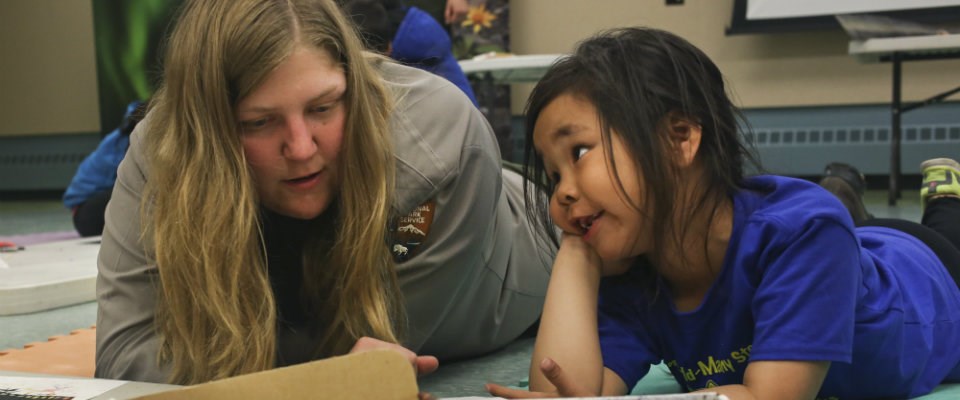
xmin=510 ymin=0 xmax=960 ymax=111
xmin=1 ymin=0 xmax=955 ymax=136
xmin=0 ymin=0 xmax=99 ymax=137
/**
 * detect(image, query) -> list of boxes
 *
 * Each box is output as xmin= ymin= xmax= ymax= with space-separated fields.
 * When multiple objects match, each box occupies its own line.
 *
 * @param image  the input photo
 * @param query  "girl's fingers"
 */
xmin=539 ymin=357 xmax=591 ymax=397
xmin=484 ymin=383 xmax=553 ymax=399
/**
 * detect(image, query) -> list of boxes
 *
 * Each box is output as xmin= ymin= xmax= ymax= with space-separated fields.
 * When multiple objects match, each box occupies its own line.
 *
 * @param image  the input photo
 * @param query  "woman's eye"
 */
xmin=310 ymin=105 xmax=330 ymax=114
xmin=573 ymin=146 xmax=589 ymax=161
xmin=239 ymin=117 xmax=271 ymax=131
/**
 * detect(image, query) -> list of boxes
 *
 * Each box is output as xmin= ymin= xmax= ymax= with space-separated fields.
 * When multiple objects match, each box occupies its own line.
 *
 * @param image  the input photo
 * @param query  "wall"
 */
xmin=0 ymin=0 xmax=100 ymax=137
xmin=508 ymin=0 xmax=960 ymax=111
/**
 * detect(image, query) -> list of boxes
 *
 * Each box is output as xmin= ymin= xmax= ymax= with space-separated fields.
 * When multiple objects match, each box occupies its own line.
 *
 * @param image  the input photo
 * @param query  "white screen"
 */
xmin=746 ymin=0 xmax=960 ymax=20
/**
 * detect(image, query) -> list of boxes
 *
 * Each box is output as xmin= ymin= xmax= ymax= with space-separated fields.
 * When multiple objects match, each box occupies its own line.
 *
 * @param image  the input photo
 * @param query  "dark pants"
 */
xmin=859 ymin=197 xmax=960 ymax=288
xmin=72 ymin=189 xmax=112 ymax=237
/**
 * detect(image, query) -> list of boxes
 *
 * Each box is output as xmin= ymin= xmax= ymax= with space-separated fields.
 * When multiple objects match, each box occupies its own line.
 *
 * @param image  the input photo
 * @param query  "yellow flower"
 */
xmin=461 ymin=4 xmax=497 ymax=34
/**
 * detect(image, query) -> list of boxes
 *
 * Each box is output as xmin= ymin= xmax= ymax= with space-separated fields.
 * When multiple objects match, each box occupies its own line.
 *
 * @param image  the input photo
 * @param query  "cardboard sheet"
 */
xmin=133 ymin=350 xmax=419 ymax=400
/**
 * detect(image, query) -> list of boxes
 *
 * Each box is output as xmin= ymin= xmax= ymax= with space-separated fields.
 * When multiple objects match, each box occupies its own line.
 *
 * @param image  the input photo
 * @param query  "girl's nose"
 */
xmin=282 ymin=116 xmax=318 ymax=160
xmin=555 ymin=178 xmax=579 ymax=206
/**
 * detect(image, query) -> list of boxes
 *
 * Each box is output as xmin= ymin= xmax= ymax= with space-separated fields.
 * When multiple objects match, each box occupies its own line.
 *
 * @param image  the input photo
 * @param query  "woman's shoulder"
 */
xmin=377 ymin=60 xmax=499 ymax=212
xmin=379 ymin=60 xmax=475 ymax=117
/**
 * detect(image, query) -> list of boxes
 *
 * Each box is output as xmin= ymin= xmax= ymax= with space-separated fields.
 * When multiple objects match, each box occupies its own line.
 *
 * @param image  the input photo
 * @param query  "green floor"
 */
xmin=0 ymin=188 xmax=925 ymax=237
xmin=0 ymin=200 xmax=75 ymax=236
xmin=0 ymin=190 xmax=943 ymax=398
xmin=0 ymin=189 xmax=925 ymax=352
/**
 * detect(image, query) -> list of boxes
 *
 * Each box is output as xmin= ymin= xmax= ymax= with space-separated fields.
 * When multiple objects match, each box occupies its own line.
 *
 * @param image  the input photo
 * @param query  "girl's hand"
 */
xmin=558 ymin=233 xmax=600 ymax=264
xmin=348 ymin=336 xmax=439 ymax=377
xmin=559 ymin=233 xmax=633 ymax=277
xmin=486 ymin=357 xmax=594 ymax=398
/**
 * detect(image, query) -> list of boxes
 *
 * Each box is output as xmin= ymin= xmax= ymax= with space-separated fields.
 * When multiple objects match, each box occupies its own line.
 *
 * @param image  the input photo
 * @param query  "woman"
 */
xmin=95 ymin=0 xmax=554 ymax=384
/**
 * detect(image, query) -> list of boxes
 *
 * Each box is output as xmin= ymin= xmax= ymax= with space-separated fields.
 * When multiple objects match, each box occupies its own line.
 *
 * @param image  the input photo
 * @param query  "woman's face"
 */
xmin=236 ymin=45 xmax=347 ymax=220
xmin=533 ymin=93 xmax=651 ymax=274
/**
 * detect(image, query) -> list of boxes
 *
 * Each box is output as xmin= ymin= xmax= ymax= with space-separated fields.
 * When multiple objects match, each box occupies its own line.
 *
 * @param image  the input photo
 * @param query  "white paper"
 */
xmin=0 ymin=376 xmax=125 ymax=400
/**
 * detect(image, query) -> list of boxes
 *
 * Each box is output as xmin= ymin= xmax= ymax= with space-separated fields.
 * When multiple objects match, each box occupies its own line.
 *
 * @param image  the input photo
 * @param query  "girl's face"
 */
xmin=236 ymin=45 xmax=346 ymax=220
xmin=533 ymin=93 xmax=651 ymax=272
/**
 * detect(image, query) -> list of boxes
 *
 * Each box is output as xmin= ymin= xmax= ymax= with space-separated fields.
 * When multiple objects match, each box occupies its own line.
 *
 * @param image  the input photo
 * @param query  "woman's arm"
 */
xmin=95 ymin=122 xmax=170 ymax=383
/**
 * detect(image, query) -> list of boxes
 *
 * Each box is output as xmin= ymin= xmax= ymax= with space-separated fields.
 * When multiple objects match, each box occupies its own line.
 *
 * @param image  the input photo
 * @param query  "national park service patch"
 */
xmin=389 ymin=200 xmax=435 ymax=263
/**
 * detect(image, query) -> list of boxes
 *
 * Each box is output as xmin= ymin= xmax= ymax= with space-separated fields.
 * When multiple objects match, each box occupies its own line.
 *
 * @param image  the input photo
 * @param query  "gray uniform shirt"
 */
xmin=95 ymin=61 xmax=556 ymax=383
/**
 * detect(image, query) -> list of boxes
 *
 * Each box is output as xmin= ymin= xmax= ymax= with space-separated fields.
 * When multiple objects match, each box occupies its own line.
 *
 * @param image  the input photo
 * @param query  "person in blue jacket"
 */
xmin=63 ymin=101 xmax=146 ymax=236
xmin=338 ymin=0 xmax=478 ymax=105
xmin=486 ymin=27 xmax=960 ymax=399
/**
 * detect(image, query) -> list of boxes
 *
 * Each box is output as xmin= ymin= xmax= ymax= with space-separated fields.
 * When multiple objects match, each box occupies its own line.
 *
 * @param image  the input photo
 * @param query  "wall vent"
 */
xmin=0 ymin=133 xmax=101 ymax=192
xmin=745 ymin=123 xmax=960 ymax=176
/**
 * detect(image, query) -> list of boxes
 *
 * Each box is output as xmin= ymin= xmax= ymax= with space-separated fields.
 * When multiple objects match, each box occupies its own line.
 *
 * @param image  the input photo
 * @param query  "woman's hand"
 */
xmin=486 ymin=357 xmax=594 ymax=398
xmin=349 ymin=336 xmax=439 ymax=377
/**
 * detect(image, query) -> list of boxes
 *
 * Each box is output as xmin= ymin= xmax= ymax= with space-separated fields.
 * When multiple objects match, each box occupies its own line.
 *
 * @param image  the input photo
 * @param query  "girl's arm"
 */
xmin=486 ymin=233 xmax=629 ymax=397
xmin=702 ymin=360 xmax=830 ymax=400
xmin=529 ymin=234 xmax=605 ymax=394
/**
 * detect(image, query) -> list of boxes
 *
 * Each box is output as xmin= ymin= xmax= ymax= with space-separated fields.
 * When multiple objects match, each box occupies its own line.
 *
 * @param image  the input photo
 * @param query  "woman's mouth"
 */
xmin=284 ymin=171 xmax=322 ymax=189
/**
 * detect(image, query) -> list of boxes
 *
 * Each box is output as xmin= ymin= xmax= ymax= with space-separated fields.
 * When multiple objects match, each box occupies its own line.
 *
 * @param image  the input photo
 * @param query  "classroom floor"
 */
xmin=0 ymin=188 xmax=933 ymax=398
xmin=0 ymin=188 xmax=924 ymax=352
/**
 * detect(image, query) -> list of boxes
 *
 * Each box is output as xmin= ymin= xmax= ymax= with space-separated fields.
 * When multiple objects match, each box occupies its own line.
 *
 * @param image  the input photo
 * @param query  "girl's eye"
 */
xmin=573 ymin=146 xmax=589 ymax=161
xmin=310 ymin=105 xmax=330 ymax=114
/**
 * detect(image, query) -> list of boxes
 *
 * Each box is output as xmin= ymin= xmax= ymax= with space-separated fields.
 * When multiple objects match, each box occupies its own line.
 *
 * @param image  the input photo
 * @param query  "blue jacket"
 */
xmin=391 ymin=6 xmax=478 ymax=106
xmin=63 ymin=101 xmax=141 ymax=208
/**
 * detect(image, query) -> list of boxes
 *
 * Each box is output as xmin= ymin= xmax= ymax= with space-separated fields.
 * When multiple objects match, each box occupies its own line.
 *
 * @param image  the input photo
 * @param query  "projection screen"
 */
xmin=746 ymin=0 xmax=960 ymax=20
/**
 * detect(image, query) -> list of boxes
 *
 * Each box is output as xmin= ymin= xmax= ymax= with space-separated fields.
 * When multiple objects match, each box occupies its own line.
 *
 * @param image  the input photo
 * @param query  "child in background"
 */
xmin=63 ymin=101 xmax=146 ymax=236
xmin=338 ymin=0 xmax=478 ymax=105
xmin=487 ymin=27 xmax=960 ymax=399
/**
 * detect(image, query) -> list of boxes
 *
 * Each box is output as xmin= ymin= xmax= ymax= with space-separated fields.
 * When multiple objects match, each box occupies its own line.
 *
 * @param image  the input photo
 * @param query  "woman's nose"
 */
xmin=282 ymin=116 xmax=317 ymax=160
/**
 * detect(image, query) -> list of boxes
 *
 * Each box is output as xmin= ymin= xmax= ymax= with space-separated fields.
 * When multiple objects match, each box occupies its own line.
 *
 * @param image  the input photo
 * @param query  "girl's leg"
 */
xmin=859 ymin=218 xmax=960 ymax=289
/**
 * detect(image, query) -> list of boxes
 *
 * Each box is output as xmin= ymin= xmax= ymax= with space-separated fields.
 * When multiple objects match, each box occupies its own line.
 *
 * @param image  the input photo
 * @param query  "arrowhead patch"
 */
xmin=389 ymin=200 xmax=435 ymax=263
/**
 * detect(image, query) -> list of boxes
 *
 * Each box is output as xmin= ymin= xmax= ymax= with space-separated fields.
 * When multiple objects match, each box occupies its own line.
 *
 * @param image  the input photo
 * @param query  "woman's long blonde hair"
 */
xmin=144 ymin=0 xmax=402 ymax=384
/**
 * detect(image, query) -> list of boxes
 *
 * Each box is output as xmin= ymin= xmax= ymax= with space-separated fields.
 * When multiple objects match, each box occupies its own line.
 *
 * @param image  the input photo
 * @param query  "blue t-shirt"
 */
xmin=598 ymin=175 xmax=960 ymax=399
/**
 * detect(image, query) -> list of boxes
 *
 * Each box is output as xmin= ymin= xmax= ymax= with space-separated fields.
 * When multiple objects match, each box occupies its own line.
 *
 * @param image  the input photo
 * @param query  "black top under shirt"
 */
xmin=260 ymin=207 xmax=336 ymax=366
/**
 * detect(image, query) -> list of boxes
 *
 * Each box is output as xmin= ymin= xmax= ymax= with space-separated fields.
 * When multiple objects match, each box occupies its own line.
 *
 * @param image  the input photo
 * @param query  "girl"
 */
xmin=487 ymin=27 xmax=960 ymax=399
xmin=95 ymin=0 xmax=554 ymax=385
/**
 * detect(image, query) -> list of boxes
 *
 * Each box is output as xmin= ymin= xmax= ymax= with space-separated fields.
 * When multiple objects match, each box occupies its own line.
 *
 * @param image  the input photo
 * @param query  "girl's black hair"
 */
xmin=522 ymin=27 xmax=760 ymax=287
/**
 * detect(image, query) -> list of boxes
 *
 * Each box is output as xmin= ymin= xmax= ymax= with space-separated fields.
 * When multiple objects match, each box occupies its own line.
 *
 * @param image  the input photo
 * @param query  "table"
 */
xmin=849 ymin=34 xmax=960 ymax=205
xmin=0 ymin=236 xmax=99 ymax=316
xmin=458 ymin=54 xmax=565 ymax=84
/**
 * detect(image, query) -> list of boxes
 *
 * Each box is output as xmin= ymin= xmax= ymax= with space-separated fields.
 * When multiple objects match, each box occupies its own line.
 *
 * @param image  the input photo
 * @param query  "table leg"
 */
xmin=889 ymin=52 xmax=902 ymax=206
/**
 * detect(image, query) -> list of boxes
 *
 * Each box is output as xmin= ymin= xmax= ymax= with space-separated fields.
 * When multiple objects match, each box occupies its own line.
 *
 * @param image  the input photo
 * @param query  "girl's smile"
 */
xmin=532 ymin=93 xmax=651 ymax=271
